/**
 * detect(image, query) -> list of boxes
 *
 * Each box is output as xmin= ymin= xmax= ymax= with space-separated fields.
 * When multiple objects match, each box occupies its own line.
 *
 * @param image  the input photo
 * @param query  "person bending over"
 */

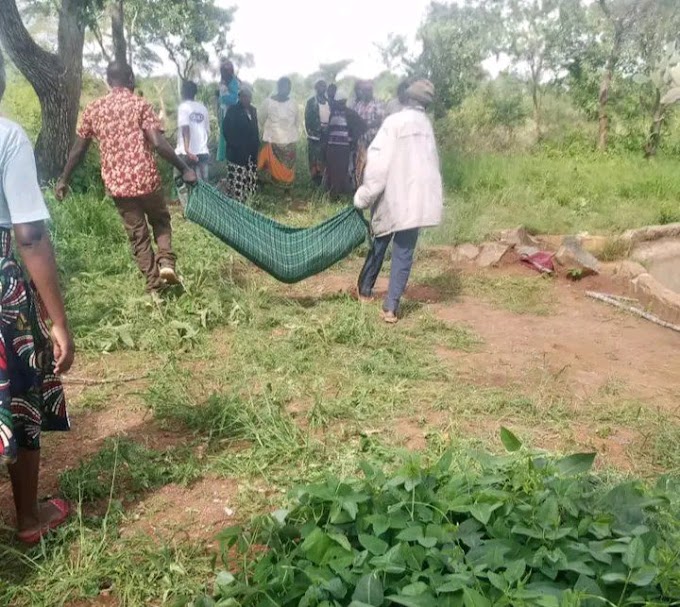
xmin=56 ymin=61 xmax=197 ymax=293
xmin=355 ymin=80 xmax=443 ymax=324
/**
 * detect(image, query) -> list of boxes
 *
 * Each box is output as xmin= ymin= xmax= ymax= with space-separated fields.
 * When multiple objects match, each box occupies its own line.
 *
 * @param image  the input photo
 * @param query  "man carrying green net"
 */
xmin=355 ymin=80 xmax=443 ymax=324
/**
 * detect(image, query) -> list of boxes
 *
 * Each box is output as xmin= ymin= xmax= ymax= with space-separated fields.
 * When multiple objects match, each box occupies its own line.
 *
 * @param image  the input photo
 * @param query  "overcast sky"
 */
xmin=222 ymin=0 xmax=432 ymax=81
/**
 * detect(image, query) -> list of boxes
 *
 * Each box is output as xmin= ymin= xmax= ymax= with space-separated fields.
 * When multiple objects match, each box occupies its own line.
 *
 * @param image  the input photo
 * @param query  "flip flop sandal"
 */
xmin=17 ymin=499 xmax=70 ymax=545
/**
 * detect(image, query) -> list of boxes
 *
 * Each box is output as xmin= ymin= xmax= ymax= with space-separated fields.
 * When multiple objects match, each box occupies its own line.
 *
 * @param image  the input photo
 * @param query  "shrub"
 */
xmin=199 ymin=430 xmax=680 ymax=607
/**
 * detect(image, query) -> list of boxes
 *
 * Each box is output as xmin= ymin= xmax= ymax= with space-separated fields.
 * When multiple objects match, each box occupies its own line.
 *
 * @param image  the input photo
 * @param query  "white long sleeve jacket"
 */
xmin=354 ymin=107 xmax=443 ymax=237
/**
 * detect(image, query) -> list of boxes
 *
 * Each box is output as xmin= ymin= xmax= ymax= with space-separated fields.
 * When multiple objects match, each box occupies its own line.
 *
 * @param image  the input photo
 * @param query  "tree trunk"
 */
xmin=597 ymin=26 xmax=622 ymax=153
xmin=0 ymin=0 xmax=85 ymax=181
xmin=532 ymin=83 xmax=541 ymax=142
xmin=530 ymin=59 xmax=542 ymax=143
xmin=112 ymin=0 xmax=127 ymax=65
xmin=644 ymin=91 xmax=664 ymax=159
xmin=597 ymin=58 xmax=615 ymax=152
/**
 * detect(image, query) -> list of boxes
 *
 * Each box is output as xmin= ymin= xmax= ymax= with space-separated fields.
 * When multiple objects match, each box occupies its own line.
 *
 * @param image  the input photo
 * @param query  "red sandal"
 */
xmin=17 ymin=499 xmax=71 ymax=545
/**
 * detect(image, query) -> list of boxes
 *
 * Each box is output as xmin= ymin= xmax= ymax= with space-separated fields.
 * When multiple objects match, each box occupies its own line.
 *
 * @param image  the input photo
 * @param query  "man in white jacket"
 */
xmin=354 ymin=80 xmax=443 ymax=323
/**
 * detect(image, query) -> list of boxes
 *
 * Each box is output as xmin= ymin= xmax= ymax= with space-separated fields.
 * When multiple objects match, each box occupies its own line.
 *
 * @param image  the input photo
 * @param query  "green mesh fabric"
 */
xmin=185 ymin=181 xmax=368 ymax=284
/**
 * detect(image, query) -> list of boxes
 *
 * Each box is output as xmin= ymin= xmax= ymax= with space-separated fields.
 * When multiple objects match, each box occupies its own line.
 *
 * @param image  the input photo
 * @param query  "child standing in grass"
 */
xmin=56 ymin=62 xmax=197 ymax=294
xmin=355 ymin=80 xmax=443 ymax=324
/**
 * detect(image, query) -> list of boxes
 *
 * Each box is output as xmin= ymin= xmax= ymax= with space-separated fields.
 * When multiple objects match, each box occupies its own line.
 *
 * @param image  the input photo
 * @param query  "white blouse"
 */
xmin=260 ymin=98 xmax=300 ymax=145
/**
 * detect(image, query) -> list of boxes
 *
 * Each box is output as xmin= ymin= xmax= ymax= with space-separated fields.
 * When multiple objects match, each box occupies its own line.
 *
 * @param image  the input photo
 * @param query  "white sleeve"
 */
xmin=354 ymin=122 xmax=395 ymax=210
xmin=259 ymin=99 xmax=270 ymax=130
xmin=293 ymin=101 xmax=300 ymax=129
xmin=177 ymin=104 xmax=191 ymax=128
xmin=2 ymin=136 xmax=50 ymax=225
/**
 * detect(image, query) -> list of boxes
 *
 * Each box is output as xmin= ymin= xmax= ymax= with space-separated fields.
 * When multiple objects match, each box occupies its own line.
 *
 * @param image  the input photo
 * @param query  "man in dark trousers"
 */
xmin=56 ymin=61 xmax=196 ymax=293
xmin=305 ymin=79 xmax=331 ymax=186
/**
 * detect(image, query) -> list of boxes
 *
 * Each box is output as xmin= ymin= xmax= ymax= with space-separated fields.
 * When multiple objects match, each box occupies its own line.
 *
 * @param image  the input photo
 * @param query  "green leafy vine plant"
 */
xmin=193 ymin=428 xmax=680 ymax=607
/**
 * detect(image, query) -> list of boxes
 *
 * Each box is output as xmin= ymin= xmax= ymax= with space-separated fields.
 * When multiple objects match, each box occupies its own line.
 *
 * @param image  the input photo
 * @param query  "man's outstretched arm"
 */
xmin=55 ymin=137 xmax=91 ymax=200
xmin=145 ymin=128 xmax=197 ymax=183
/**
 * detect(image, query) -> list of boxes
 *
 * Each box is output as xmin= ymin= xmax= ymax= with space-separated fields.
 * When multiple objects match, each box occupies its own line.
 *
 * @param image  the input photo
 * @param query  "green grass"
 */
xmin=4 ymin=152 xmax=680 ymax=605
xmin=59 ymin=437 xmax=202 ymax=503
xmin=431 ymin=153 xmax=680 ymax=245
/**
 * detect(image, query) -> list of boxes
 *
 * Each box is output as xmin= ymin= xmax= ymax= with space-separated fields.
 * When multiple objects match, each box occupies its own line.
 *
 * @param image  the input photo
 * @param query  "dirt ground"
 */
xmin=2 ymin=256 xmax=680 ymax=542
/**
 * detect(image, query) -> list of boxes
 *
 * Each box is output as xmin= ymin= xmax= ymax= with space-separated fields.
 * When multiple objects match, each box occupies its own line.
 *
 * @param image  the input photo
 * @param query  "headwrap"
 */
xmin=406 ymin=79 xmax=435 ymax=106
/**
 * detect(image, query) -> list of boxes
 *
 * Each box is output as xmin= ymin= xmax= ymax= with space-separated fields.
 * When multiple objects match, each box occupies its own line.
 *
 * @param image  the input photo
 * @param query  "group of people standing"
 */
xmin=206 ymin=58 xmax=408 ymax=200
xmin=0 ymin=45 xmax=443 ymax=543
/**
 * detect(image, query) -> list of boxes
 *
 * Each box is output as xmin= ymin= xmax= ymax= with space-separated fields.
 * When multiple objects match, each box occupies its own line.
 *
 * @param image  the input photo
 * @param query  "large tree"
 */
xmin=502 ymin=0 xmax=582 ymax=139
xmin=126 ymin=0 xmax=236 ymax=80
xmin=414 ymin=1 xmax=500 ymax=118
xmin=633 ymin=0 xmax=680 ymax=157
xmin=0 ymin=0 xmax=101 ymax=180
xmin=595 ymin=0 xmax=655 ymax=151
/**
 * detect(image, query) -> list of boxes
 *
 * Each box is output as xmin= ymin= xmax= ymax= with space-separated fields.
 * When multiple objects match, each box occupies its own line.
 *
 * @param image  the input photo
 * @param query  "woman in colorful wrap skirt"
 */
xmin=258 ymin=77 xmax=300 ymax=185
xmin=0 ymin=55 xmax=76 ymax=544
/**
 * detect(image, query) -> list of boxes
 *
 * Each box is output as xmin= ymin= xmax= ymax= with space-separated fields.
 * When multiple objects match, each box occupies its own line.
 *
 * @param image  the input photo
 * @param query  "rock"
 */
xmin=517 ymin=245 xmax=540 ymax=258
xmin=451 ymin=243 xmax=480 ymax=264
xmin=577 ymin=234 xmax=610 ymax=256
xmin=622 ymin=223 xmax=680 ymax=245
xmin=632 ymin=273 xmax=680 ymax=326
xmin=631 ymin=238 xmax=680 ymax=265
xmin=555 ymin=236 xmax=600 ymax=275
xmin=476 ymin=242 xmax=512 ymax=268
xmin=497 ymin=226 xmax=539 ymax=248
xmin=613 ymin=260 xmax=646 ymax=282
xmin=537 ymin=235 xmax=562 ymax=252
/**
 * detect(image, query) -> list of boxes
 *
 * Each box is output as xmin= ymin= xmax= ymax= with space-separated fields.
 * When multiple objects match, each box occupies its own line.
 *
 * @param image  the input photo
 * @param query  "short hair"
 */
xmin=397 ymin=79 xmax=410 ymax=95
xmin=181 ymin=80 xmax=198 ymax=100
xmin=278 ymin=76 xmax=292 ymax=89
xmin=107 ymin=61 xmax=134 ymax=86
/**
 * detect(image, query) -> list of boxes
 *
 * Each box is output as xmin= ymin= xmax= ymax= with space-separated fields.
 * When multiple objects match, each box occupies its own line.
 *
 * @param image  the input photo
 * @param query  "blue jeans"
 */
xmin=358 ymin=228 xmax=419 ymax=313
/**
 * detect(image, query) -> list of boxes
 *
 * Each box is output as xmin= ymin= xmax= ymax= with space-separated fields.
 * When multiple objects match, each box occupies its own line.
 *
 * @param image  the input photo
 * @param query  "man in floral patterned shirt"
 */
xmin=56 ymin=62 xmax=196 ymax=293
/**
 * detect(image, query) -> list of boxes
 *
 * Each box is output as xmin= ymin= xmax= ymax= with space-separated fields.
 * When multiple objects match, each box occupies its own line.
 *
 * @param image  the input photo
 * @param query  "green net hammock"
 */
xmin=185 ymin=181 xmax=368 ymax=284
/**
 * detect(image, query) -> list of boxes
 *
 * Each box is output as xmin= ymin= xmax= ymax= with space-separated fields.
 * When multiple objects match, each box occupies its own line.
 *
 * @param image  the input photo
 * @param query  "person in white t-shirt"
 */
xmin=176 ymin=80 xmax=211 ymax=181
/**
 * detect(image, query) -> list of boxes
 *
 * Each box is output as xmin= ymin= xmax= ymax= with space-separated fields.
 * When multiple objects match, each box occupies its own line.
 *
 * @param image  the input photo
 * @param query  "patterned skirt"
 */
xmin=0 ymin=229 xmax=69 ymax=465
xmin=224 ymin=162 xmax=258 ymax=204
xmin=258 ymin=143 xmax=297 ymax=185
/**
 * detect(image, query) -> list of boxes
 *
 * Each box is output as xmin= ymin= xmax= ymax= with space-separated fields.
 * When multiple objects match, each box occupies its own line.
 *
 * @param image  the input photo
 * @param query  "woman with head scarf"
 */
xmin=355 ymin=80 xmax=443 ymax=324
xmin=258 ymin=77 xmax=300 ymax=186
xmin=223 ymin=84 xmax=260 ymax=201
xmin=0 ymin=52 xmax=75 ymax=543
xmin=324 ymin=91 xmax=367 ymax=196
xmin=216 ymin=58 xmax=240 ymax=162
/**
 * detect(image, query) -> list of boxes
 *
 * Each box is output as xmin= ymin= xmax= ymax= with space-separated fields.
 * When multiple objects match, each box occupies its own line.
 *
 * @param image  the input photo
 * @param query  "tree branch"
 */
xmin=0 ymin=0 xmax=60 ymax=90
xmin=161 ymin=37 xmax=184 ymax=79
xmin=91 ymin=20 xmax=111 ymax=63
xmin=111 ymin=0 xmax=127 ymax=64
xmin=598 ymin=0 xmax=612 ymax=21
